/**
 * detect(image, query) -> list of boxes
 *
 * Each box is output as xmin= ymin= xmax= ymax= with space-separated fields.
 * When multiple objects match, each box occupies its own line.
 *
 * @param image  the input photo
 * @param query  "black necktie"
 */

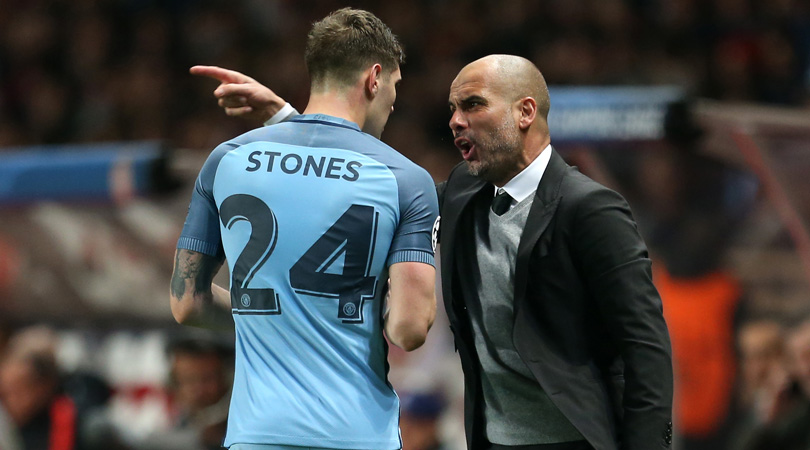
xmin=491 ymin=189 xmax=512 ymax=216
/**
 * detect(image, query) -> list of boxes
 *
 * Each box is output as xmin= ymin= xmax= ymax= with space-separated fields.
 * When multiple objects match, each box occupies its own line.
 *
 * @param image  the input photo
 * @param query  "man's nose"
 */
xmin=449 ymin=110 xmax=466 ymax=133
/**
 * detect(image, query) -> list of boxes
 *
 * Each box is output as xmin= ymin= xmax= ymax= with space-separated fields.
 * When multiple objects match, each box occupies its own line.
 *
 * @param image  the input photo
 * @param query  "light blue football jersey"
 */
xmin=177 ymin=114 xmax=439 ymax=449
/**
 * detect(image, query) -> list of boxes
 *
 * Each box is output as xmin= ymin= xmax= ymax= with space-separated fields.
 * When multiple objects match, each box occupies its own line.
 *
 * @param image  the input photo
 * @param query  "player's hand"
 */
xmin=190 ymin=65 xmax=286 ymax=124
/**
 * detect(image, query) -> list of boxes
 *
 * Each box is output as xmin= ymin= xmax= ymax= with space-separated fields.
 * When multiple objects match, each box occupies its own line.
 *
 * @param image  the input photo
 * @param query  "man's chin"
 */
xmin=466 ymin=161 xmax=482 ymax=177
xmin=466 ymin=162 xmax=504 ymax=185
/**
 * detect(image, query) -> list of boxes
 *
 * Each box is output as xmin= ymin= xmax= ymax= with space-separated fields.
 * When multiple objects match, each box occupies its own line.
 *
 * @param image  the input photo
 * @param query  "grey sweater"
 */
xmin=469 ymin=194 xmax=583 ymax=445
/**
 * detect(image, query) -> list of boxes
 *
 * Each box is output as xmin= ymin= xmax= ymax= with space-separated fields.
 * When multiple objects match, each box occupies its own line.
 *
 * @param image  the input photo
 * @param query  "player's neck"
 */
xmin=303 ymin=92 xmax=367 ymax=129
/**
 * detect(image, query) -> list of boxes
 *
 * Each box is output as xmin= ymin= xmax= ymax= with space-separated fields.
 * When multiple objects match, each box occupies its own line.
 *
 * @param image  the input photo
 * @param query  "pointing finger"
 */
xmin=190 ymin=65 xmax=255 ymax=84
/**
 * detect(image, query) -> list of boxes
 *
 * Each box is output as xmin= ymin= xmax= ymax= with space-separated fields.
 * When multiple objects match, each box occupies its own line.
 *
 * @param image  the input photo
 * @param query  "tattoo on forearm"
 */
xmin=171 ymin=250 xmax=222 ymax=300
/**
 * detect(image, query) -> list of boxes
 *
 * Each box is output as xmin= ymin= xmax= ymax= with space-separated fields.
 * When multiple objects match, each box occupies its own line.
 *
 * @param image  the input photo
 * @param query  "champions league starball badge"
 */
xmin=431 ymin=215 xmax=441 ymax=251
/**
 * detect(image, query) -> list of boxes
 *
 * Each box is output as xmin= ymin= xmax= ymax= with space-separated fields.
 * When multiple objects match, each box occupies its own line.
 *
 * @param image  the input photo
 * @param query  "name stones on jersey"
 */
xmin=246 ymin=150 xmax=362 ymax=182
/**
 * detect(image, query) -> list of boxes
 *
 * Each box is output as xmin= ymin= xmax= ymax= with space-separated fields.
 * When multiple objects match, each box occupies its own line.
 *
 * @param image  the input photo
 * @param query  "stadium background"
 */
xmin=1 ymin=0 xmax=810 ymax=449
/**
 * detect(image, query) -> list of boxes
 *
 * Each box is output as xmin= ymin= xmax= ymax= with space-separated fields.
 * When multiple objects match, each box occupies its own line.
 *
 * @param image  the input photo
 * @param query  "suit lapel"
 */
xmin=514 ymin=149 xmax=567 ymax=305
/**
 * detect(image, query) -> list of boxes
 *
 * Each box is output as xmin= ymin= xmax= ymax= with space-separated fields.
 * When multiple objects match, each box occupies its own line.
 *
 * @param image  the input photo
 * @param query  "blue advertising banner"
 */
xmin=0 ymin=141 xmax=168 ymax=205
xmin=548 ymin=86 xmax=685 ymax=143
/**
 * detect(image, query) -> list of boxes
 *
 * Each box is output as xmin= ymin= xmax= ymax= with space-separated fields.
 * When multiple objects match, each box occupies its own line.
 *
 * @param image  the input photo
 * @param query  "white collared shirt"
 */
xmin=493 ymin=144 xmax=552 ymax=209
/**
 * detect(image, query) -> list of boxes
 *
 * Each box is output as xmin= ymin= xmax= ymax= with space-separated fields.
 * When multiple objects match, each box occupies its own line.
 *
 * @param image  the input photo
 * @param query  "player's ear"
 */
xmin=365 ymin=64 xmax=383 ymax=99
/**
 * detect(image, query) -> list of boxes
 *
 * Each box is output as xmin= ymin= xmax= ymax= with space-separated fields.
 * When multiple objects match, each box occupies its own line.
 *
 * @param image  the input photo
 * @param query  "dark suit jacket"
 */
xmin=436 ymin=149 xmax=673 ymax=450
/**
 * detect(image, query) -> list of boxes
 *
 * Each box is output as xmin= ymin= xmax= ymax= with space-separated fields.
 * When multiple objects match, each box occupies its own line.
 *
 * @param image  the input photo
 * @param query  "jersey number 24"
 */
xmin=219 ymin=194 xmax=378 ymax=323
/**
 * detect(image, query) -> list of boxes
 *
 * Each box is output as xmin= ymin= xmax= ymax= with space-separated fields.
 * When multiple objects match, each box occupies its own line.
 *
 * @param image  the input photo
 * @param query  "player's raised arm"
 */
xmin=385 ymin=262 xmax=437 ymax=351
xmin=190 ymin=65 xmax=287 ymax=123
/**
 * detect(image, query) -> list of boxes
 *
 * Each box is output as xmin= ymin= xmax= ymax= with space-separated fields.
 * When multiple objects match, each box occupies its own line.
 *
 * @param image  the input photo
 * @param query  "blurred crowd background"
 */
xmin=2 ymin=0 xmax=809 ymax=149
xmin=2 ymin=0 xmax=810 ymax=449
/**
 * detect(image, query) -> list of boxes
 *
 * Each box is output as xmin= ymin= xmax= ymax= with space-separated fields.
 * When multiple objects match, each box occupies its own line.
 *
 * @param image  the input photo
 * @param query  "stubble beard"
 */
xmin=466 ymin=115 xmax=523 ymax=184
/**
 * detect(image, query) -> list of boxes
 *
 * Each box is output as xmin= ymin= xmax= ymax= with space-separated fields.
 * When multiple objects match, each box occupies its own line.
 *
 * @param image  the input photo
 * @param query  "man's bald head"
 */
xmin=448 ymin=54 xmax=552 ymax=185
xmin=462 ymin=55 xmax=550 ymax=120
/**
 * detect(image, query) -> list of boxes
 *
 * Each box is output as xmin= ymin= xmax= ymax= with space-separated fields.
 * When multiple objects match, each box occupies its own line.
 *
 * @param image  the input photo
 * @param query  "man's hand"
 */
xmin=190 ymin=65 xmax=285 ymax=123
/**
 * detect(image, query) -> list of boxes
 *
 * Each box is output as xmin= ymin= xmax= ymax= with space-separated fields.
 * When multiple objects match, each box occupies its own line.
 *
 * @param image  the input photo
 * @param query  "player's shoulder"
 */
xmin=204 ymin=126 xmax=294 ymax=163
xmin=385 ymin=151 xmax=436 ymax=191
xmin=356 ymin=131 xmax=413 ymax=164
xmin=198 ymin=139 xmax=241 ymax=181
xmin=227 ymin=125 xmax=287 ymax=146
xmin=351 ymin=132 xmax=435 ymax=186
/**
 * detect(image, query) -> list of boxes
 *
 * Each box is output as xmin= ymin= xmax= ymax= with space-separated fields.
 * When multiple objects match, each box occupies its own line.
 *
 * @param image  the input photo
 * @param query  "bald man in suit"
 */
xmin=438 ymin=55 xmax=672 ymax=450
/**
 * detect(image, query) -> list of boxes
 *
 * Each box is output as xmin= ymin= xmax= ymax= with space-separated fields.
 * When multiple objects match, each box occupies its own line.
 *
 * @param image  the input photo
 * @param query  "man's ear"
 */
xmin=517 ymin=97 xmax=537 ymax=130
xmin=365 ymin=64 xmax=383 ymax=99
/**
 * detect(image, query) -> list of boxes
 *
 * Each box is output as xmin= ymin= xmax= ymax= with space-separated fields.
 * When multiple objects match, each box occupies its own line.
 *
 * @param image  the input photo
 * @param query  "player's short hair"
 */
xmin=305 ymin=8 xmax=404 ymax=90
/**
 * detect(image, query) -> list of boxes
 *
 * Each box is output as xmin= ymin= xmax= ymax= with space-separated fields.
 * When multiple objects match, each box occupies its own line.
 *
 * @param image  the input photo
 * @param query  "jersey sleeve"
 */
xmin=176 ymin=144 xmax=234 ymax=259
xmin=387 ymin=168 xmax=439 ymax=267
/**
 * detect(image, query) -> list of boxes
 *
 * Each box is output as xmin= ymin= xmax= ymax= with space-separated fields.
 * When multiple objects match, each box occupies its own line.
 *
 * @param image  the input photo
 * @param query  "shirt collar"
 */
xmin=290 ymin=114 xmax=361 ymax=131
xmin=495 ymin=144 xmax=552 ymax=202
